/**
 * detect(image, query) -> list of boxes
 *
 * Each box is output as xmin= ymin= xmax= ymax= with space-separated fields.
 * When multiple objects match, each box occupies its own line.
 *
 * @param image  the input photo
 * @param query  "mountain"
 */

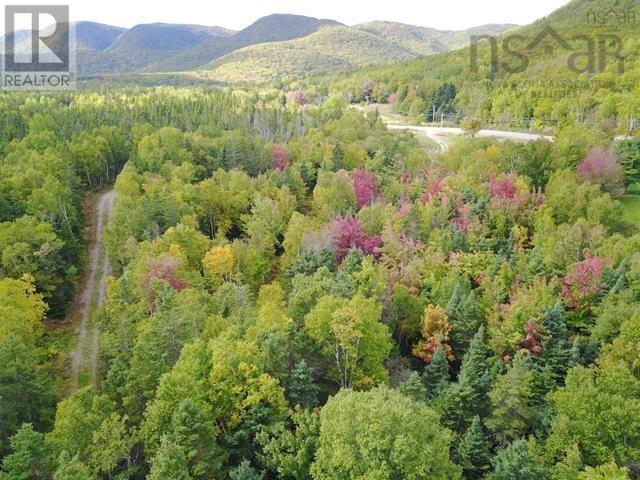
xmin=77 ymin=22 xmax=234 ymax=74
xmin=144 ymin=14 xmax=341 ymax=72
xmin=74 ymin=21 xmax=127 ymax=51
xmin=107 ymin=23 xmax=233 ymax=53
xmin=205 ymin=25 xmax=415 ymax=83
xmin=197 ymin=22 xmax=514 ymax=83
xmin=354 ymin=21 xmax=515 ymax=56
xmin=0 ymin=13 xmax=518 ymax=79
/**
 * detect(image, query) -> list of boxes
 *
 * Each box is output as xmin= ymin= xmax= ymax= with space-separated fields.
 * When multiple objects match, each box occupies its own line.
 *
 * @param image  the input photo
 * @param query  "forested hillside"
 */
xmin=330 ymin=0 xmax=640 ymax=130
xmin=0 ymin=82 xmax=639 ymax=479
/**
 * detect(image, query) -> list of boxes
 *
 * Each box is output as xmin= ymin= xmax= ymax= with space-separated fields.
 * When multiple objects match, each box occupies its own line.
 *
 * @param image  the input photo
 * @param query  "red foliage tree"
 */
xmin=291 ymin=90 xmax=309 ymax=106
xmin=271 ymin=144 xmax=290 ymax=172
xmin=576 ymin=147 xmax=623 ymax=193
xmin=420 ymin=179 xmax=443 ymax=205
xmin=521 ymin=320 xmax=542 ymax=355
xmin=362 ymin=80 xmax=374 ymax=103
xmin=488 ymin=173 xmax=517 ymax=201
xmin=332 ymin=214 xmax=381 ymax=261
xmin=352 ymin=169 xmax=378 ymax=209
xmin=140 ymin=256 xmax=188 ymax=311
xmin=561 ymin=254 xmax=604 ymax=310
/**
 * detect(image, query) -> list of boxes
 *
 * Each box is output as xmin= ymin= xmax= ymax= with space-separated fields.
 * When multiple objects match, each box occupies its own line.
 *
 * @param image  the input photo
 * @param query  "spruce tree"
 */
xmin=1 ymin=424 xmax=53 ymax=479
xmin=148 ymin=437 xmax=191 ymax=480
xmin=539 ymin=304 xmax=571 ymax=386
xmin=445 ymin=279 xmax=482 ymax=359
xmin=422 ymin=347 xmax=449 ymax=400
xmin=287 ymin=360 xmax=319 ymax=409
xmin=53 ymin=452 xmax=97 ymax=480
xmin=487 ymin=440 xmax=547 ymax=480
xmin=399 ymin=371 xmax=428 ymax=403
xmin=456 ymin=416 xmax=491 ymax=479
xmin=437 ymin=326 xmax=493 ymax=432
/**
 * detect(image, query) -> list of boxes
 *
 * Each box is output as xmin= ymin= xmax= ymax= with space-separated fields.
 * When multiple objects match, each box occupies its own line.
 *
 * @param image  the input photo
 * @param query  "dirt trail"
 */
xmin=69 ymin=189 xmax=115 ymax=390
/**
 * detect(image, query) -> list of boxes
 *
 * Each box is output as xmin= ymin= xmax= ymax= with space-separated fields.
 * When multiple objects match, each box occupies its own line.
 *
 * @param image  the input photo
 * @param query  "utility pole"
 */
xmin=441 ymin=112 xmax=444 ymax=128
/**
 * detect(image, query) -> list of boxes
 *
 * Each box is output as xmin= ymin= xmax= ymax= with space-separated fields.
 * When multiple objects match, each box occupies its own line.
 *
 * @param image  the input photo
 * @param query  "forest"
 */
xmin=0 ymin=81 xmax=639 ymax=480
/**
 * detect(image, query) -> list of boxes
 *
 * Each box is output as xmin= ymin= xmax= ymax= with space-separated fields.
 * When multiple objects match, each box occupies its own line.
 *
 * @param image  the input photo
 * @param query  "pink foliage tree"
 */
xmin=332 ymin=214 xmax=381 ymax=261
xmin=488 ymin=173 xmax=517 ymax=201
xmin=291 ymin=90 xmax=309 ymax=106
xmin=420 ymin=179 xmax=444 ymax=205
xmin=521 ymin=320 xmax=542 ymax=356
xmin=352 ymin=169 xmax=378 ymax=209
xmin=362 ymin=80 xmax=374 ymax=103
xmin=271 ymin=144 xmax=290 ymax=172
xmin=561 ymin=254 xmax=604 ymax=310
xmin=140 ymin=256 xmax=189 ymax=311
xmin=576 ymin=147 xmax=624 ymax=193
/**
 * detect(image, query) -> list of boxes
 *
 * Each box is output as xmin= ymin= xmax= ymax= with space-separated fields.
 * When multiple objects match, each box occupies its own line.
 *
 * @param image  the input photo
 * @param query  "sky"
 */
xmin=1 ymin=0 xmax=572 ymax=32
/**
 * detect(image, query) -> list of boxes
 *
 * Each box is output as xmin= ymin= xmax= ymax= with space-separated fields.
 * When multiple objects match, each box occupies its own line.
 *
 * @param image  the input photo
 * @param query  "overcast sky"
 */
xmin=3 ymin=0 xmax=571 ymax=32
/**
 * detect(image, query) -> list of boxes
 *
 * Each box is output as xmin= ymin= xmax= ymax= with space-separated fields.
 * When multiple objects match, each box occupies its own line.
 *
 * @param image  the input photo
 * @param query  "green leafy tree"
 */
xmin=616 ymin=137 xmax=640 ymax=188
xmin=258 ymin=408 xmax=320 ymax=480
xmin=168 ymin=399 xmax=224 ymax=479
xmin=311 ymin=388 xmax=461 ymax=480
xmin=579 ymin=463 xmax=629 ymax=479
xmin=0 ymin=335 xmax=55 ymax=456
xmin=304 ymin=295 xmax=391 ymax=388
xmin=545 ymin=314 xmax=640 ymax=469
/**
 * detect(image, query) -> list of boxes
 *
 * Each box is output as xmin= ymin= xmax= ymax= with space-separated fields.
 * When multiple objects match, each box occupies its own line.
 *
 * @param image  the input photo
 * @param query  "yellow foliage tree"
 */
xmin=412 ymin=305 xmax=453 ymax=363
xmin=0 ymin=275 xmax=47 ymax=341
xmin=202 ymin=245 xmax=235 ymax=284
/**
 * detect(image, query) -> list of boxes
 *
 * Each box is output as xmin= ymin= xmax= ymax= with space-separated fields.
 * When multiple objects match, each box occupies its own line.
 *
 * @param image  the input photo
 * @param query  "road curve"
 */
xmin=387 ymin=125 xmax=554 ymax=152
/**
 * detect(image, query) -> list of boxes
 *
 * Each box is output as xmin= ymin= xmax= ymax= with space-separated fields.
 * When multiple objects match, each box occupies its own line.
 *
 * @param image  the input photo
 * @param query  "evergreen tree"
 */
xmin=0 ymin=424 xmax=53 ymax=480
xmin=445 ymin=279 xmax=482 ymax=359
xmin=53 ymin=452 xmax=97 ymax=480
xmin=456 ymin=416 xmax=491 ymax=480
xmin=229 ymin=460 xmax=264 ymax=480
xmin=0 ymin=336 xmax=55 ymax=457
xmin=422 ymin=347 xmax=450 ymax=400
xmin=539 ymin=304 xmax=572 ymax=386
xmin=287 ymin=360 xmax=319 ymax=409
xmin=169 ymin=399 xmax=224 ymax=479
xmin=487 ymin=440 xmax=547 ymax=480
xmin=486 ymin=352 xmax=536 ymax=445
xmin=399 ymin=371 xmax=428 ymax=403
xmin=437 ymin=327 xmax=493 ymax=432
xmin=147 ymin=438 xmax=192 ymax=480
